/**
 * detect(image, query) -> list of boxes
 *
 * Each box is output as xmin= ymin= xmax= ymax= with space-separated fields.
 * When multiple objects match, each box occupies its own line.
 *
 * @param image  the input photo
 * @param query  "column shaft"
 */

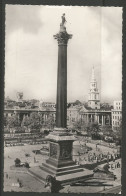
xmin=56 ymin=45 xmax=67 ymax=128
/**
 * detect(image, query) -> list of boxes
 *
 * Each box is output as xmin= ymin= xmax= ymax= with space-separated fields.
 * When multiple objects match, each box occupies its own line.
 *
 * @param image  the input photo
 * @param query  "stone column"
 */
xmin=102 ymin=115 xmax=104 ymax=125
xmin=95 ymin=114 xmax=97 ymax=122
xmin=91 ymin=114 xmax=92 ymax=122
xmin=87 ymin=114 xmax=89 ymax=122
xmin=97 ymin=115 xmax=99 ymax=124
xmin=104 ymin=115 xmax=106 ymax=125
xmin=54 ymin=25 xmax=72 ymax=128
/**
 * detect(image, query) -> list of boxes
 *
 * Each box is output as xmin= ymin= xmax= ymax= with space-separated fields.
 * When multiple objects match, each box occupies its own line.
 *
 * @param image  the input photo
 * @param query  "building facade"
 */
xmin=80 ymin=107 xmax=111 ymax=126
xmin=67 ymin=106 xmax=81 ymax=127
xmin=111 ymin=101 xmax=122 ymax=131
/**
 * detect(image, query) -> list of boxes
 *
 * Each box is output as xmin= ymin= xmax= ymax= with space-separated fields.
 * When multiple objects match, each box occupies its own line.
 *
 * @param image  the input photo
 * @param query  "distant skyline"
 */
xmin=5 ymin=6 xmax=122 ymax=104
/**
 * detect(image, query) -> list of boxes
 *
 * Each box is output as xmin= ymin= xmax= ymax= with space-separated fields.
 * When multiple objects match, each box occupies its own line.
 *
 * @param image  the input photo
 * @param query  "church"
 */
xmin=67 ymin=67 xmax=112 ymax=127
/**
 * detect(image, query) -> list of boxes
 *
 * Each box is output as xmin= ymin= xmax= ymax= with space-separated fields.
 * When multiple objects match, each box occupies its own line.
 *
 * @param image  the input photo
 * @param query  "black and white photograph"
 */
xmin=4 ymin=5 xmax=122 ymax=193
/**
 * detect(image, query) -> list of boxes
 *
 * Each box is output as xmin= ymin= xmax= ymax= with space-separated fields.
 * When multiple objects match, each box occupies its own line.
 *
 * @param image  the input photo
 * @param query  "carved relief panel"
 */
xmin=59 ymin=141 xmax=72 ymax=160
xmin=50 ymin=142 xmax=59 ymax=160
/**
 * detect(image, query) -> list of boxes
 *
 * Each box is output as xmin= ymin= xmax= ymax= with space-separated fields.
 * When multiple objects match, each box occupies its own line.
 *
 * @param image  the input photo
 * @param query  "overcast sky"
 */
xmin=5 ymin=5 xmax=122 ymax=103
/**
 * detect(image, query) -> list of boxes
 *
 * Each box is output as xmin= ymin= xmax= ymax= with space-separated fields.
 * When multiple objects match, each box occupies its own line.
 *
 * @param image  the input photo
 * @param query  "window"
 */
xmin=113 ymin=121 xmax=114 ymax=125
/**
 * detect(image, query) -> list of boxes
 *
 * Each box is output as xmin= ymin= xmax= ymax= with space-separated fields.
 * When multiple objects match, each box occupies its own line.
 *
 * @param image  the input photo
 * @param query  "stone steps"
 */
xmin=28 ymin=166 xmax=94 ymax=186
xmin=41 ymin=162 xmax=81 ymax=172
xmin=40 ymin=164 xmax=83 ymax=176
xmin=56 ymin=170 xmax=94 ymax=185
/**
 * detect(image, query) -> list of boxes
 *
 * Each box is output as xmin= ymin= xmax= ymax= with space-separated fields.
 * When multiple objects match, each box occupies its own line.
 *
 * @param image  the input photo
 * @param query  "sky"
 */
xmin=5 ymin=5 xmax=122 ymax=103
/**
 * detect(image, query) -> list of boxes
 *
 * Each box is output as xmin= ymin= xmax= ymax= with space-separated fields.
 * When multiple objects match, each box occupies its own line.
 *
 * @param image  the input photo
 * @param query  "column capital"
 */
xmin=54 ymin=31 xmax=72 ymax=45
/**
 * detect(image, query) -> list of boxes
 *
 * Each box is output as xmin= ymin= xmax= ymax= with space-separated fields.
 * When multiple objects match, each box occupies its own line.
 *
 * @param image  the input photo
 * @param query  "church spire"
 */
xmin=91 ymin=66 xmax=96 ymax=82
xmin=88 ymin=67 xmax=100 ymax=109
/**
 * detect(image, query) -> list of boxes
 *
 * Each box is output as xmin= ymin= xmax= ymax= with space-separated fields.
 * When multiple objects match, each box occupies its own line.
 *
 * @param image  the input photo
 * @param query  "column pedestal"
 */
xmin=40 ymin=128 xmax=84 ymax=178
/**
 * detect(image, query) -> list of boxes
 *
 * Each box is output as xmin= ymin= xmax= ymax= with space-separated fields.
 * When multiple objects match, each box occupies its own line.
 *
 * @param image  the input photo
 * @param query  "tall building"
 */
xmin=112 ymin=101 xmax=122 ymax=131
xmin=88 ymin=67 xmax=100 ymax=109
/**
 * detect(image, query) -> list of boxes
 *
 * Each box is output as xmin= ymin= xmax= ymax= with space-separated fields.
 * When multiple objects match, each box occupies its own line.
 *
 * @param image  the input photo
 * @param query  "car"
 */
xmin=40 ymin=146 xmax=49 ymax=151
xmin=25 ymin=153 xmax=30 ymax=157
xmin=32 ymin=150 xmax=41 ymax=154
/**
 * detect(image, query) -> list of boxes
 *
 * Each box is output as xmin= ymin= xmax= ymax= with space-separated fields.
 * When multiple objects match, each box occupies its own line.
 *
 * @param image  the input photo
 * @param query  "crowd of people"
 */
xmin=74 ymin=140 xmax=120 ymax=166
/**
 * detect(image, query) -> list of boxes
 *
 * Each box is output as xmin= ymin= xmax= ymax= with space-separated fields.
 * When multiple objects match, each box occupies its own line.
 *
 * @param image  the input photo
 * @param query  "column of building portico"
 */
xmin=108 ymin=115 xmax=110 ymax=125
xmin=81 ymin=114 xmax=83 ymax=122
xmin=97 ymin=115 xmax=99 ymax=124
xmin=102 ymin=115 xmax=106 ymax=126
xmin=102 ymin=115 xmax=104 ymax=126
xmin=91 ymin=114 xmax=93 ymax=122
xmin=82 ymin=114 xmax=84 ymax=122
xmin=86 ymin=114 xmax=89 ymax=123
xmin=84 ymin=114 xmax=86 ymax=122
xmin=104 ymin=115 xmax=106 ymax=125
xmin=95 ymin=114 xmax=98 ymax=122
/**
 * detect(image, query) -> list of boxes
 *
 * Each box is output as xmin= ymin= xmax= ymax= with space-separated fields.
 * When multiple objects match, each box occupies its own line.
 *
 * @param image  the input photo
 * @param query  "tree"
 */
xmin=74 ymin=100 xmax=82 ymax=106
xmin=29 ymin=112 xmax=42 ymax=130
xmin=101 ymin=125 xmax=113 ymax=136
xmin=7 ymin=114 xmax=21 ymax=128
xmin=21 ymin=115 xmax=31 ymax=127
xmin=14 ymin=158 xmax=21 ymax=167
xmin=87 ymin=122 xmax=101 ymax=139
xmin=73 ymin=119 xmax=82 ymax=130
xmin=44 ymin=113 xmax=56 ymax=129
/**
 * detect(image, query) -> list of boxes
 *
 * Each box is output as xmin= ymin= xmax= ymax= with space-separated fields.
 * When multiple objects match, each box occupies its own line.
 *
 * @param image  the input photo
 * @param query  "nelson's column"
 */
xmin=41 ymin=14 xmax=93 ymax=184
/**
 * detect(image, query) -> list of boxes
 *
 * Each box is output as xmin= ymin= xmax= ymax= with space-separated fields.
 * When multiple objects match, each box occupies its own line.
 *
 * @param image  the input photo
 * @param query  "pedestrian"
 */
xmin=6 ymin=173 xmax=8 ymax=179
xmin=19 ymin=181 xmax=22 ymax=187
